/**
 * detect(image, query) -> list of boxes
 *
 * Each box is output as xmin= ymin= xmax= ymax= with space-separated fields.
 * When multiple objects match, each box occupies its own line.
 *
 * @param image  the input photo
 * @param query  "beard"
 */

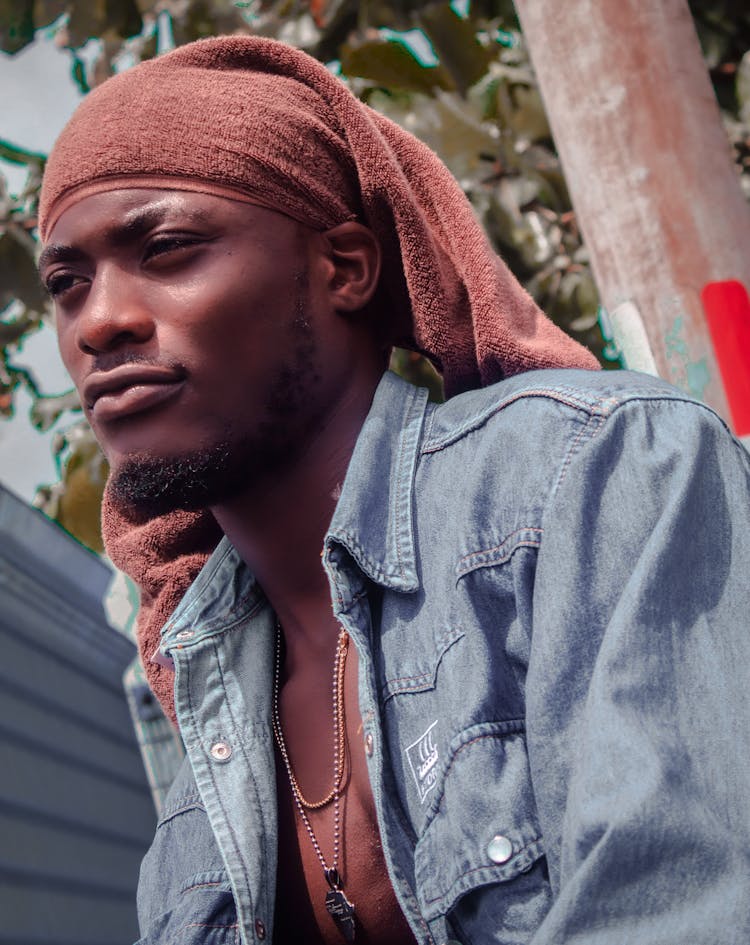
xmin=109 ymin=438 xmax=245 ymax=516
xmin=107 ymin=424 xmax=293 ymax=517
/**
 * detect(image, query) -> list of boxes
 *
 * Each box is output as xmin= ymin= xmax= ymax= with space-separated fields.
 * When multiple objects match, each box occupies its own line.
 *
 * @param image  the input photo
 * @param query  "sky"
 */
xmin=0 ymin=32 xmax=84 ymax=502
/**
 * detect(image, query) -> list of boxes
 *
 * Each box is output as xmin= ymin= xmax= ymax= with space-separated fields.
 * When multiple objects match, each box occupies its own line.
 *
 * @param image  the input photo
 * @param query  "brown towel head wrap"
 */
xmin=40 ymin=36 xmax=599 ymax=723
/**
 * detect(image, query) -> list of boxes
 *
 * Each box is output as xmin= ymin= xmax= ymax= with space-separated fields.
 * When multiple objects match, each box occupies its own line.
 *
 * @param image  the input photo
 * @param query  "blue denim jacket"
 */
xmin=137 ymin=368 xmax=750 ymax=945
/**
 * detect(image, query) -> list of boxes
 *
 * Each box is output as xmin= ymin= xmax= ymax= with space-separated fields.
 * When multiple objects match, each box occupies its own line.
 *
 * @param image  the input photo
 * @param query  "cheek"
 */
xmin=55 ymin=319 xmax=82 ymax=383
xmin=184 ymin=289 xmax=296 ymax=364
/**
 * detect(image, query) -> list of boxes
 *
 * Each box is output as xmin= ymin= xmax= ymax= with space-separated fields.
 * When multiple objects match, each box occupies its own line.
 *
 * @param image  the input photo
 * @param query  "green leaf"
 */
xmin=66 ymin=0 xmax=142 ymax=48
xmin=0 ymin=231 xmax=47 ymax=314
xmin=33 ymin=0 xmax=69 ymax=29
xmin=0 ymin=309 xmax=41 ymax=347
xmin=389 ymin=347 xmax=444 ymax=402
xmin=70 ymin=53 xmax=90 ymax=94
xmin=340 ymin=36 xmax=454 ymax=93
xmin=0 ymin=137 xmax=46 ymax=167
xmin=417 ymin=2 xmax=492 ymax=96
xmin=738 ymin=50 xmax=750 ymax=125
xmin=0 ymin=0 xmax=35 ymax=53
xmin=30 ymin=388 xmax=81 ymax=432
xmin=56 ymin=428 xmax=108 ymax=553
xmin=168 ymin=0 xmax=249 ymax=46
xmin=508 ymin=84 xmax=549 ymax=143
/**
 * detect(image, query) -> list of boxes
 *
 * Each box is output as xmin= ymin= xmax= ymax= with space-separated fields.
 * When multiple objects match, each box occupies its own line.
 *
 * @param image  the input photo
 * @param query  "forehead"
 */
xmin=39 ymin=188 xmax=309 ymax=279
xmin=45 ymin=187 xmax=271 ymax=244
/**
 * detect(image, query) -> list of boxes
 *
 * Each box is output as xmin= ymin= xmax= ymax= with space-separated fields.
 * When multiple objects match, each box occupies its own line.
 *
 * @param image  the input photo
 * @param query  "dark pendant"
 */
xmin=325 ymin=868 xmax=356 ymax=942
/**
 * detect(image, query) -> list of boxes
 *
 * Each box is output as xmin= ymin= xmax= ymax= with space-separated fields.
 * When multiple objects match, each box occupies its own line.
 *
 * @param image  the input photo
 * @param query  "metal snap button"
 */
xmin=255 ymin=918 xmax=266 ymax=940
xmin=210 ymin=741 xmax=232 ymax=762
xmin=487 ymin=834 xmax=513 ymax=864
xmin=364 ymin=732 xmax=374 ymax=757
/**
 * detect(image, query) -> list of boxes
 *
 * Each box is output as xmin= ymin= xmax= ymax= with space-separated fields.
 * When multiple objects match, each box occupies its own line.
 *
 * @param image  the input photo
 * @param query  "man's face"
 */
xmin=42 ymin=188 xmax=349 ymax=512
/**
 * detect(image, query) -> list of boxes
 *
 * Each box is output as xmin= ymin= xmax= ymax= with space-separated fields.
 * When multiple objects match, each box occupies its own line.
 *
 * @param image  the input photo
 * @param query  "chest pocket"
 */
xmin=135 ymin=871 xmax=238 ymax=945
xmin=137 ymin=758 xmax=239 ymax=944
xmin=414 ymin=721 xmax=552 ymax=943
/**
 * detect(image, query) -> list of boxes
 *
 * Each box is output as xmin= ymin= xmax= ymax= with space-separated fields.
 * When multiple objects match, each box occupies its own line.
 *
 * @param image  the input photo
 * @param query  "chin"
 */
xmin=107 ymin=441 xmax=242 ymax=515
xmin=106 ymin=422 xmax=300 ymax=515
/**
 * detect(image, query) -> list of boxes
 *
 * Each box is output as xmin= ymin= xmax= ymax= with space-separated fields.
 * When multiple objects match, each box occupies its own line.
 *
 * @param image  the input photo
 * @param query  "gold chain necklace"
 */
xmin=272 ymin=621 xmax=356 ymax=942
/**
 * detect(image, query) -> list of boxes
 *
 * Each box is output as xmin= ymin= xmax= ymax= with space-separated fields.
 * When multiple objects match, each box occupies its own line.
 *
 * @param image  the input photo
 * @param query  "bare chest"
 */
xmin=273 ymin=642 xmax=417 ymax=945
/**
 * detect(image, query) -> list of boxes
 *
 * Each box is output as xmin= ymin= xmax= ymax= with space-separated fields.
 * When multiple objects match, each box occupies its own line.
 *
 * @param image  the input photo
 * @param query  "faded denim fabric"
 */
xmin=137 ymin=369 xmax=750 ymax=945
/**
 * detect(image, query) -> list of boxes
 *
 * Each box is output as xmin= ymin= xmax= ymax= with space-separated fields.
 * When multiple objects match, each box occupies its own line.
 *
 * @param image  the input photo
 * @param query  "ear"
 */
xmin=320 ymin=222 xmax=381 ymax=313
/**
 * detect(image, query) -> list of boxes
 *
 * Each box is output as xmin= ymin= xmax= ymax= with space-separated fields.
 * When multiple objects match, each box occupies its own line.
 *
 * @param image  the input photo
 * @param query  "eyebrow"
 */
xmin=38 ymin=200 xmax=213 ymax=275
xmin=38 ymin=243 xmax=83 ymax=274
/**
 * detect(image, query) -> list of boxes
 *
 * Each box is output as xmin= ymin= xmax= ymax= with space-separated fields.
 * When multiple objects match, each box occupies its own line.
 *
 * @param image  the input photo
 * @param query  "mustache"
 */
xmin=91 ymin=352 xmax=184 ymax=374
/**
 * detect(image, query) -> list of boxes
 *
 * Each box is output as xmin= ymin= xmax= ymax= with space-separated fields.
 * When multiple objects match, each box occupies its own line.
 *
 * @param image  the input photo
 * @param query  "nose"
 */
xmin=75 ymin=265 xmax=155 ymax=355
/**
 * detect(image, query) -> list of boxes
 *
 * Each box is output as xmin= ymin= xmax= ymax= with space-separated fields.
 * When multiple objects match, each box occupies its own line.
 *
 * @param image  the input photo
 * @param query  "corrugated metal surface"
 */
xmin=0 ymin=484 xmax=156 ymax=944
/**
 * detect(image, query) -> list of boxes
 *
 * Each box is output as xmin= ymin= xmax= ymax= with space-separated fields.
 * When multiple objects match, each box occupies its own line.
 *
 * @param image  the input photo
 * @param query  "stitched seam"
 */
xmin=425 ymin=727 xmax=524 ymax=823
xmin=422 ymin=401 xmax=436 ymax=443
xmin=333 ymin=529 xmax=407 ymax=586
xmin=384 ymin=628 xmax=464 ymax=686
xmin=421 ymin=838 xmax=542 ymax=906
xmin=397 ymin=385 xmax=428 ymax=586
xmin=386 ymin=669 xmax=432 ymax=686
xmin=422 ymin=389 xmax=612 ymax=453
xmin=382 ymin=629 xmax=465 ymax=703
xmin=164 ymin=543 xmax=235 ymax=631
xmin=554 ymin=411 xmax=605 ymax=496
xmin=422 ymin=386 xmax=708 ymax=454
xmin=213 ymin=638 xmax=268 ymax=920
xmin=171 ymin=596 xmax=266 ymax=650
xmin=439 ymin=731 xmax=521 ymax=801
xmin=335 ymin=586 xmax=370 ymax=616
xmin=455 ymin=527 xmax=543 ymax=567
xmin=600 ymin=393 xmax=740 ymax=450
xmin=179 ymin=922 xmax=239 ymax=930
xmin=158 ymin=796 xmax=206 ymax=826
xmin=458 ymin=539 xmax=542 ymax=575
xmin=323 ymin=546 xmax=371 ymax=610
xmin=182 ymin=656 xmax=256 ymax=939
xmin=393 ymin=397 xmax=410 ymax=578
xmin=161 ymin=791 xmax=202 ymax=812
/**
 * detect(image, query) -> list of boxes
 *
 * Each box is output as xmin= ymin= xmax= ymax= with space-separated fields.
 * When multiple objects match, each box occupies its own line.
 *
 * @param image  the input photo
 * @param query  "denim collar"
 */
xmin=325 ymin=370 xmax=429 ymax=594
xmin=161 ymin=372 xmax=428 ymax=650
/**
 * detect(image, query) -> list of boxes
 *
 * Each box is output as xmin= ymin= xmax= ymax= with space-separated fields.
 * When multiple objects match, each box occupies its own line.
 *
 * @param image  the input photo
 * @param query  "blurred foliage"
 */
xmin=0 ymin=0 xmax=748 ymax=550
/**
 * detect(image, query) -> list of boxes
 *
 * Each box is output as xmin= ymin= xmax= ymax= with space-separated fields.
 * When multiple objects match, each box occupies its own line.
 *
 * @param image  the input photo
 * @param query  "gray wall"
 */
xmin=0 ymin=484 xmax=156 ymax=944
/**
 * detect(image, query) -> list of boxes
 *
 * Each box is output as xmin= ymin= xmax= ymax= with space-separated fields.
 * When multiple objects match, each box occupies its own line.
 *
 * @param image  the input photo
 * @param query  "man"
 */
xmin=38 ymin=35 xmax=750 ymax=945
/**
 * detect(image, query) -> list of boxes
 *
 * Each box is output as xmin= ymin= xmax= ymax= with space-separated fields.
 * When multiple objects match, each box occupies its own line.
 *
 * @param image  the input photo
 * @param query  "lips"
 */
xmin=83 ymin=364 xmax=186 ymax=422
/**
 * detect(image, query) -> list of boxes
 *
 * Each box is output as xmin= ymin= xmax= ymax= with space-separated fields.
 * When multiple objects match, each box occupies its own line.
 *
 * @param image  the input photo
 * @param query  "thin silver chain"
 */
xmin=272 ymin=621 xmax=350 ymax=877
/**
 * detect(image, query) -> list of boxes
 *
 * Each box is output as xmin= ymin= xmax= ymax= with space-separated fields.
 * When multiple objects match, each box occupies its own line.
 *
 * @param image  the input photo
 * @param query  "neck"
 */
xmin=210 ymin=371 xmax=380 ymax=653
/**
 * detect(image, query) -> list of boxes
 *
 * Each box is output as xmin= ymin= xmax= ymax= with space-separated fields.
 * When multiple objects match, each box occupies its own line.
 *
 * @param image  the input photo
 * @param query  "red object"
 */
xmin=701 ymin=280 xmax=750 ymax=436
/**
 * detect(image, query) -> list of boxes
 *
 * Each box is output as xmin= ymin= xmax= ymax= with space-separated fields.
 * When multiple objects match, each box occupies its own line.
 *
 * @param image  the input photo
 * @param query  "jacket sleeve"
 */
xmin=527 ymin=395 xmax=750 ymax=944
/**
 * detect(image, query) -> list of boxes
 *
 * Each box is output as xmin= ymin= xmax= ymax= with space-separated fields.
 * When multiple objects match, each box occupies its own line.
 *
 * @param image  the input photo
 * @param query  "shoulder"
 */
xmin=422 ymin=367 xmax=721 ymax=454
xmin=415 ymin=368 xmax=746 ymax=524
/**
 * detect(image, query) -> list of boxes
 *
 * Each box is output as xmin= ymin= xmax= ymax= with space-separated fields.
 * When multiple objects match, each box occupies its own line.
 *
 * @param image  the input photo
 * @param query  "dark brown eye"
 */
xmin=144 ymin=235 xmax=201 ymax=262
xmin=45 ymin=272 xmax=84 ymax=298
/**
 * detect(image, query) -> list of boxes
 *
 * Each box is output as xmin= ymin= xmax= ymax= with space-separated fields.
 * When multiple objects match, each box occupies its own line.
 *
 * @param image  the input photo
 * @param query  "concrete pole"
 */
xmin=513 ymin=0 xmax=750 ymax=437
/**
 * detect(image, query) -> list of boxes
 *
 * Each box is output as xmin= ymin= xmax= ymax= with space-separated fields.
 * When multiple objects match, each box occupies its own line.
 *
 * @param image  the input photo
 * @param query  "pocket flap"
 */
xmin=414 ymin=721 xmax=545 ymax=920
xmin=135 ymin=870 xmax=237 ymax=945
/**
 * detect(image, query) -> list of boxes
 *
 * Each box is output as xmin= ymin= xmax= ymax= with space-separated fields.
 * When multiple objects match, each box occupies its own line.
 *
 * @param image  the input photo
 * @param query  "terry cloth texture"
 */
xmin=40 ymin=36 xmax=599 ymax=724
